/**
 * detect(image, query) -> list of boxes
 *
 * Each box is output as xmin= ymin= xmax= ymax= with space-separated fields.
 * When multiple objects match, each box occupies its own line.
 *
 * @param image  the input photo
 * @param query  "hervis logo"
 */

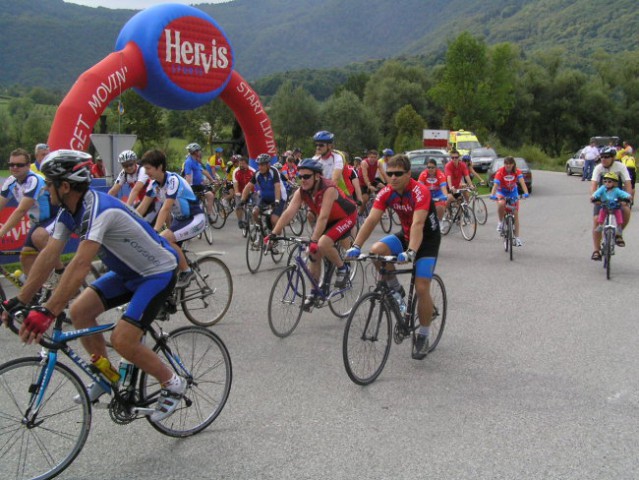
xmin=159 ymin=16 xmax=233 ymax=94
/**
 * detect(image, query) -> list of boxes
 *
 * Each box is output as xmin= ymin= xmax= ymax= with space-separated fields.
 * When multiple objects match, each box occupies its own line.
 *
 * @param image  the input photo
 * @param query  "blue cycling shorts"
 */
xmin=379 ymin=234 xmax=438 ymax=279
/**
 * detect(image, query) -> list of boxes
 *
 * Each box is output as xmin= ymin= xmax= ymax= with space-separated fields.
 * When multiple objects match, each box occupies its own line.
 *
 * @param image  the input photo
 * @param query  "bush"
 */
xmin=497 ymin=143 xmax=563 ymax=171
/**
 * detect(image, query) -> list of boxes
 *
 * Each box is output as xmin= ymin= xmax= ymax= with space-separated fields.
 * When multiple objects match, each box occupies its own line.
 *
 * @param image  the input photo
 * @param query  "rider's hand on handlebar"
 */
xmin=20 ymin=306 xmax=55 ymax=344
xmin=490 ymin=195 xmax=498 ymax=201
xmin=397 ymin=249 xmax=416 ymax=263
xmin=1 ymin=297 xmax=26 ymax=327
xmin=308 ymin=240 xmax=319 ymax=255
xmin=345 ymin=245 xmax=361 ymax=259
xmin=522 ymin=193 xmax=529 ymax=199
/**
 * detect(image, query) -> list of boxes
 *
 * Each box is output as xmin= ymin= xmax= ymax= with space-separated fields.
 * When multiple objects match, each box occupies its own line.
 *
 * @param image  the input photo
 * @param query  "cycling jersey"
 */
xmin=183 ymin=155 xmax=207 ymax=186
xmin=233 ymin=166 xmax=255 ymax=193
xmin=1 ymin=172 xmax=56 ymax=224
xmin=592 ymin=185 xmax=631 ymax=209
xmin=281 ymin=163 xmax=298 ymax=182
xmin=373 ymin=179 xmax=439 ymax=243
xmin=418 ymin=169 xmax=448 ymax=201
xmin=52 ymin=190 xmax=178 ymax=279
xmin=114 ymin=165 xmax=150 ymax=203
xmin=360 ymin=157 xmax=379 ymax=184
xmin=300 ymin=178 xmax=357 ymax=222
xmin=592 ymin=162 xmax=631 ymax=186
xmin=493 ymin=167 xmax=523 ymax=193
xmin=444 ymin=161 xmax=469 ymax=189
xmin=342 ymin=164 xmax=358 ymax=197
xmin=145 ymin=172 xmax=202 ymax=220
xmin=250 ymin=166 xmax=287 ymax=203
xmin=208 ymin=155 xmax=225 ymax=176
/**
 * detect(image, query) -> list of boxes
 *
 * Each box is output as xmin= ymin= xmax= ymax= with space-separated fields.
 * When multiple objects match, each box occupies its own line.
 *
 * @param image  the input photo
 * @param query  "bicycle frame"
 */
xmin=292 ymin=241 xmax=349 ymax=301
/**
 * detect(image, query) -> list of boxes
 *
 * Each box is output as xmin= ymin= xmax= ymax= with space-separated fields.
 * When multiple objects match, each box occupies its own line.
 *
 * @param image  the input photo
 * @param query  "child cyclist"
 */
xmin=591 ymin=172 xmax=631 ymax=237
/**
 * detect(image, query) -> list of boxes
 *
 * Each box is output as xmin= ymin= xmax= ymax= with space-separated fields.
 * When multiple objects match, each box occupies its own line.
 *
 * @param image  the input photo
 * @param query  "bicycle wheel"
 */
xmin=380 ymin=207 xmax=392 ymax=233
xmin=201 ymin=206 xmax=214 ymax=245
xmin=0 ymin=357 xmax=91 ymax=480
xmin=271 ymin=238 xmax=286 ymax=264
xmin=245 ymin=224 xmax=264 ymax=274
xmin=268 ymin=265 xmax=305 ymax=338
xmin=289 ymin=209 xmax=305 ymax=236
xmin=459 ymin=205 xmax=477 ymax=241
xmin=604 ymin=228 xmax=614 ymax=280
xmin=440 ymin=207 xmax=453 ymax=235
xmin=328 ymin=260 xmax=365 ymax=318
xmin=472 ymin=196 xmax=488 ymax=225
xmin=0 ymin=283 xmax=5 ymax=301
xmin=408 ymin=274 xmax=447 ymax=353
xmin=209 ymin=199 xmax=225 ymax=229
xmin=142 ymin=327 xmax=232 ymax=437
xmin=342 ymin=292 xmax=392 ymax=385
xmin=181 ymin=256 xmax=233 ymax=327
xmin=506 ymin=216 xmax=514 ymax=260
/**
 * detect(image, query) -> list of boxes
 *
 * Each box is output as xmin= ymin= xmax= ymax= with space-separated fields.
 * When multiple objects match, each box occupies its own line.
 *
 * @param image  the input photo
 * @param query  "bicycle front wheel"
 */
xmin=342 ymin=292 xmax=392 ymax=385
xmin=506 ymin=216 xmax=514 ymax=260
xmin=459 ymin=205 xmax=477 ymax=241
xmin=419 ymin=274 xmax=447 ymax=353
xmin=472 ymin=196 xmax=488 ymax=225
xmin=202 ymin=206 xmax=214 ymax=245
xmin=0 ymin=357 xmax=91 ymax=480
xmin=181 ymin=256 xmax=233 ymax=326
xmin=245 ymin=225 xmax=264 ymax=274
xmin=604 ymin=228 xmax=614 ymax=280
xmin=380 ymin=208 xmax=392 ymax=233
xmin=268 ymin=266 xmax=305 ymax=338
xmin=211 ymin=199 xmax=227 ymax=229
xmin=142 ymin=327 xmax=232 ymax=437
xmin=328 ymin=260 xmax=365 ymax=318
xmin=289 ymin=209 xmax=305 ymax=236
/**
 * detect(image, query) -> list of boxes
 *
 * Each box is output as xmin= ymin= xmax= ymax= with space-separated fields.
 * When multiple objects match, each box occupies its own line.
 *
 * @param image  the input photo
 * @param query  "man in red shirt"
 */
xmin=90 ymin=157 xmax=106 ymax=178
xmin=444 ymin=150 xmax=474 ymax=210
xmin=233 ymin=156 xmax=255 ymax=229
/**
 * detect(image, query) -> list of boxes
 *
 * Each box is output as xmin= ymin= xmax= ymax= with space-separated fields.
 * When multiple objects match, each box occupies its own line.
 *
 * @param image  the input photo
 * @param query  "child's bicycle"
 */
xmin=596 ymin=200 xmax=626 ymax=280
xmin=342 ymin=254 xmax=447 ymax=385
xmin=267 ymin=236 xmax=365 ymax=337
xmin=0 ymin=306 xmax=232 ymax=480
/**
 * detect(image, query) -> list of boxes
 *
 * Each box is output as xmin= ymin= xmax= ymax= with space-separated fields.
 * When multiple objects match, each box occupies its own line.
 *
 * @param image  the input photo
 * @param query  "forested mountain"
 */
xmin=1 ymin=0 xmax=637 ymax=91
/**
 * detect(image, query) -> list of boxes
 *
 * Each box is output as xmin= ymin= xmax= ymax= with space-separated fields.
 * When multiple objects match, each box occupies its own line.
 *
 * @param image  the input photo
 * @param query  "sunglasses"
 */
xmin=450 ymin=156 xmax=459 ymax=159
xmin=386 ymin=171 xmax=407 ymax=177
xmin=315 ymin=143 xmax=327 ymax=148
xmin=8 ymin=163 xmax=27 ymax=168
xmin=298 ymin=173 xmax=314 ymax=180
xmin=602 ymin=155 xmax=614 ymax=159
xmin=427 ymin=166 xmax=437 ymax=169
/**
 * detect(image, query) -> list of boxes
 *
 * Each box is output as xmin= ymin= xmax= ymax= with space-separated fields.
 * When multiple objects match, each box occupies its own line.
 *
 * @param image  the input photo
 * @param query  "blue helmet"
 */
xmin=462 ymin=154 xmax=471 ymax=162
xmin=215 ymin=147 xmax=223 ymax=153
xmin=382 ymin=148 xmax=394 ymax=156
xmin=298 ymin=158 xmax=324 ymax=174
xmin=313 ymin=131 xmax=334 ymax=143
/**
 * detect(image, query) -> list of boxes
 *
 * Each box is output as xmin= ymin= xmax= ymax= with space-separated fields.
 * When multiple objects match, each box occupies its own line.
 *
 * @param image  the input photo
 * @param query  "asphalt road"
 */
xmin=1 ymin=170 xmax=638 ymax=479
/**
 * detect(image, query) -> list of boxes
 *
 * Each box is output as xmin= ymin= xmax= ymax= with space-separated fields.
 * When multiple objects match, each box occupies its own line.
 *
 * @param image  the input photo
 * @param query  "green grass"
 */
xmin=2 ymin=253 xmax=79 ymax=274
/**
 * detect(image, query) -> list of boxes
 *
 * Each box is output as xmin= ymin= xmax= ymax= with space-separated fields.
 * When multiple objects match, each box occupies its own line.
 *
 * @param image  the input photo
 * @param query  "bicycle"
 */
xmin=469 ymin=183 xmax=488 ymax=225
xmin=597 ymin=201 xmax=624 ymax=280
xmin=193 ymin=183 xmax=216 ymax=244
xmin=492 ymin=196 xmax=521 ymax=262
xmin=0 ymin=304 xmax=232 ymax=480
xmin=245 ymin=204 xmax=285 ymax=274
xmin=342 ymin=254 xmax=447 ymax=385
xmin=440 ymin=187 xmax=477 ymax=240
xmin=358 ymin=195 xmax=393 ymax=233
xmin=267 ymin=236 xmax=364 ymax=337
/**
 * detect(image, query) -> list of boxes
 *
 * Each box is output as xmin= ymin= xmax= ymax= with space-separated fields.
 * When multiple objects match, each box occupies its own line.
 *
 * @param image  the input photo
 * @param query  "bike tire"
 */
xmin=328 ymin=260 xmax=365 ymax=318
xmin=142 ymin=326 xmax=232 ymax=437
xmin=507 ymin=216 xmax=514 ymax=260
xmin=268 ymin=266 xmax=305 ymax=338
xmin=342 ymin=292 xmax=392 ymax=385
xmin=271 ymin=239 xmax=286 ymax=264
xmin=0 ymin=357 xmax=91 ymax=480
xmin=211 ymin=199 xmax=227 ymax=229
xmin=604 ymin=228 xmax=614 ymax=280
xmin=440 ymin=207 xmax=453 ymax=235
xmin=181 ymin=256 xmax=233 ymax=326
xmin=202 ymin=207 xmax=214 ymax=245
xmin=459 ymin=205 xmax=477 ymax=241
xmin=473 ymin=196 xmax=488 ymax=225
xmin=380 ymin=207 xmax=392 ymax=233
xmin=289 ymin=209 xmax=305 ymax=236
xmin=0 ymin=283 xmax=5 ymax=301
xmin=410 ymin=273 xmax=447 ymax=353
xmin=245 ymin=225 xmax=264 ymax=274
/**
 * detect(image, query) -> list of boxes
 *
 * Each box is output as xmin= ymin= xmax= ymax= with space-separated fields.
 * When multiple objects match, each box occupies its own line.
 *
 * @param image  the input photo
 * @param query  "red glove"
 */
xmin=308 ymin=240 xmax=319 ymax=255
xmin=264 ymin=233 xmax=274 ymax=247
xmin=23 ymin=307 xmax=55 ymax=336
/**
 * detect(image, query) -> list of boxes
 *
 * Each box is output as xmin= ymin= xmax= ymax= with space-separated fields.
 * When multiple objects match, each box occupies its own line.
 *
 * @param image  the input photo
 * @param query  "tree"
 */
xmin=21 ymin=112 xmax=51 ymax=154
xmin=0 ymin=109 xmax=16 ymax=167
xmin=394 ymin=105 xmax=427 ymax=153
xmin=269 ymin=80 xmax=320 ymax=151
xmin=109 ymin=90 xmax=166 ymax=151
xmin=321 ymin=90 xmax=379 ymax=158
xmin=334 ymin=72 xmax=370 ymax=100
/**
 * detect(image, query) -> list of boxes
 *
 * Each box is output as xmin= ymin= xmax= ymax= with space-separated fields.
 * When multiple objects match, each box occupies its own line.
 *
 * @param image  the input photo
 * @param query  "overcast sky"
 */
xmin=64 ymin=0 xmax=230 ymax=9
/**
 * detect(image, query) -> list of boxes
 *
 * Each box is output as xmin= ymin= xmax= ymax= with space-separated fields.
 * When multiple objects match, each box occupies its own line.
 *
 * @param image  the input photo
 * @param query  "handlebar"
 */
xmin=1 ymin=304 xmax=65 ymax=350
xmin=344 ymin=253 xmax=398 ymax=263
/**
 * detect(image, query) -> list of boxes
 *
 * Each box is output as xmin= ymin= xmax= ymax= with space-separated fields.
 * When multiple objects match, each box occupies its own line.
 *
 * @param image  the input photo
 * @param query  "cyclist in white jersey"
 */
xmin=108 ymin=150 xmax=158 ymax=224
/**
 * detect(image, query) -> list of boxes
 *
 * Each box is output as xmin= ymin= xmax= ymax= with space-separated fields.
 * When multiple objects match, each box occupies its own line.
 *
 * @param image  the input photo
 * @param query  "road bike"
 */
xmin=440 ymin=187 xmax=477 ymax=240
xmin=245 ymin=204 xmax=285 ymax=273
xmin=493 ymin=196 xmax=523 ymax=262
xmin=358 ymin=195 xmax=393 ymax=233
xmin=267 ymin=236 xmax=364 ymax=337
xmin=469 ymin=184 xmax=488 ymax=225
xmin=193 ymin=183 xmax=216 ymax=244
xmin=0 ymin=305 xmax=232 ymax=480
xmin=342 ymin=254 xmax=447 ymax=385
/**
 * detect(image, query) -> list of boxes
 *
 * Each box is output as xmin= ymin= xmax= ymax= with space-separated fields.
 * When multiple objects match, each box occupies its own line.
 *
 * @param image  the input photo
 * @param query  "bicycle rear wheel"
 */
xmin=380 ymin=207 xmax=392 ymax=233
xmin=142 ymin=327 xmax=232 ymax=437
xmin=268 ymin=266 xmax=306 ymax=338
xmin=181 ymin=256 xmax=233 ymax=326
xmin=201 ymin=203 xmax=214 ymax=245
xmin=211 ymin=199 xmax=227 ymax=229
xmin=472 ymin=196 xmax=488 ymax=225
xmin=289 ymin=209 xmax=305 ymax=236
xmin=0 ymin=357 xmax=91 ymax=480
xmin=459 ymin=205 xmax=477 ymax=241
xmin=408 ymin=274 xmax=447 ymax=353
xmin=440 ymin=207 xmax=453 ymax=235
xmin=245 ymin=224 xmax=264 ymax=273
xmin=342 ymin=292 xmax=392 ymax=385
xmin=604 ymin=228 xmax=614 ymax=280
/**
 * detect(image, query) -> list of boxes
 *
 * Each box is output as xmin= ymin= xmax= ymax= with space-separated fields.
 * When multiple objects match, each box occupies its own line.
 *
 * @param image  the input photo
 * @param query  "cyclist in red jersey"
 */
xmin=418 ymin=158 xmax=449 ymax=220
xmin=269 ymin=158 xmax=357 ymax=294
xmin=359 ymin=149 xmax=384 ymax=213
xmin=347 ymin=154 xmax=441 ymax=360
xmin=233 ymin=156 xmax=255 ymax=229
xmin=444 ymin=149 xmax=474 ymax=209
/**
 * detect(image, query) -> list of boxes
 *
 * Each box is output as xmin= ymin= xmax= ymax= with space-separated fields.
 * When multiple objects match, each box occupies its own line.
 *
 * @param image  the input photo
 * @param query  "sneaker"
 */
xmin=412 ymin=334 xmax=429 ymax=360
xmin=150 ymin=376 xmax=187 ymax=422
xmin=176 ymin=270 xmax=195 ymax=288
xmin=334 ymin=265 xmax=350 ymax=289
xmin=74 ymin=382 xmax=107 ymax=404
xmin=270 ymin=240 xmax=280 ymax=255
xmin=514 ymin=237 xmax=523 ymax=247
xmin=496 ymin=222 xmax=503 ymax=234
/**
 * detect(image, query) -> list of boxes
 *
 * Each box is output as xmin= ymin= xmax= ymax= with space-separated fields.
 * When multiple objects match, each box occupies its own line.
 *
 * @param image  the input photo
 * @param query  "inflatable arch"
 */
xmin=47 ymin=3 xmax=276 ymax=163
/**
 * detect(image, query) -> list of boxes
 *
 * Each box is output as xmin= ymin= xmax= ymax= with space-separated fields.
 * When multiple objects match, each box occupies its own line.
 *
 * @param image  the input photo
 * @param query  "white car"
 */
xmin=565 ymin=148 xmax=584 ymax=176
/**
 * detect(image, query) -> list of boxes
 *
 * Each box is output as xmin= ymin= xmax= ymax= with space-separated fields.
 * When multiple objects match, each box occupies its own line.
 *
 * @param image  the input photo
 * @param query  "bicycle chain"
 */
xmin=108 ymin=397 xmax=137 ymax=425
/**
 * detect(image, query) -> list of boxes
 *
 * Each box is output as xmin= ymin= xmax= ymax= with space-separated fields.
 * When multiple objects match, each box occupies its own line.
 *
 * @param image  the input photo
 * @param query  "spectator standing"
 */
xmin=581 ymin=140 xmax=600 ymax=182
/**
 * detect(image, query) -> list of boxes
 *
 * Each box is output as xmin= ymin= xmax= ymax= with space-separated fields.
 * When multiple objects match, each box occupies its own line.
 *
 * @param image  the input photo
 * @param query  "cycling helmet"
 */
xmin=462 ymin=154 xmax=471 ymax=162
xmin=215 ymin=147 xmax=223 ymax=153
xmin=273 ymin=162 xmax=283 ymax=170
xmin=186 ymin=143 xmax=201 ymax=154
xmin=257 ymin=153 xmax=272 ymax=164
xmin=603 ymin=172 xmax=619 ymax=182
xmin=40 ymin=150 xmax=93 ymax=184
xmin=382 ymin=148 xmax=394 ymax=156
xmin=231 ymin=154 xmax=242 ymax=162
xmin=313 ymin=131 xmax=334 ymax=143
xmin=354 ymin=156 xmax=362 ymax=162
xmin=601 ymin=147 xmax=616 ymax=157
xmin=118 ymin=149 xmax=137 ymax=164
xmin=298 ymin=158 xmax=324 ymax=174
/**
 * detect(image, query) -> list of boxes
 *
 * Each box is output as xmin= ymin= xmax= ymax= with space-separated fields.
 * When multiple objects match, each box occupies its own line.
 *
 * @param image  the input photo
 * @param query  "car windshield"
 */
xmin=471 ymin=148 xmax=496 ymax=157
xmin=458 ymin=141 xmax=482 ymax=150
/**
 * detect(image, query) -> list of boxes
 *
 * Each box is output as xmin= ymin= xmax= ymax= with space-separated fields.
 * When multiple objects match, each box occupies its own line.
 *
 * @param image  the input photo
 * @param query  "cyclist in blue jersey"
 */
xmin=0 ymin=148 xmax=64 ymax=276
xmin=183 ymin=143 xmax=216 ymax=220
xmin=239 ymin=153 xmax=286 ymax=229
xmin=2 ymin=150 xmax=185 ymax=422
xmin=137 ymin=149 xmax=205 ymax=288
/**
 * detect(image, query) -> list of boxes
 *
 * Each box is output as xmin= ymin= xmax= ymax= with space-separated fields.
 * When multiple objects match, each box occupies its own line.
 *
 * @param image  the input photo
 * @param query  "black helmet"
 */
xmin=601 ymin=147 xmax=616 ymax=157
xmin=257 ymin=153 xmax=272 ymax=164
xmin=41 ymin=150 xmax=93 ymax=184
xmin=298 ymin=158 xmax=323 ymax=174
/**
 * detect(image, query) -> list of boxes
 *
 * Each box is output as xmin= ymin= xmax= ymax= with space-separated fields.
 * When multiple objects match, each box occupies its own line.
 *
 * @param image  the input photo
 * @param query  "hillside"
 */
xmin=0 ymin=0 xmax=637 ymax=90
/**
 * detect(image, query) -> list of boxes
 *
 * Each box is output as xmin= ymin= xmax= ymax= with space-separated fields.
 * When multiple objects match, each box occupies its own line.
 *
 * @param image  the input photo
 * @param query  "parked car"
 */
xmin=565 ymin=148 xmax=584 ymax=176
xmin=405 ymin=149 xmax=450 ymax=180
xmin=488 ymin=157 xmax=533 ymax=194
xmin=470 ymin=147 xmax=498 ymax=172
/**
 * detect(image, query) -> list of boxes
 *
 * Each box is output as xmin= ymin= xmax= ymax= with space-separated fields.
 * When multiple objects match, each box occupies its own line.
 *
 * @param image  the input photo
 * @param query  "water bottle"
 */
xmin=391 ymin=290 xmax=407 ymax=316
xmin=118 ymin=358 xmax=134 ymax=389
xmin=90 ymin=354 xmax=120 ymax=384
xmin=12 ymin=269 xmax=27 ymax=284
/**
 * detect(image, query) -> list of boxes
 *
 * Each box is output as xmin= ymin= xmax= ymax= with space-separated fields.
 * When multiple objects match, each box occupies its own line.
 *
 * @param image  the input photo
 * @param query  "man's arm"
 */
xmin=154 ymin=198 xmax=174 ymax=232
xmin=107 ymin=183 xmax=121 ymax=197
xmin=126 ymin=181 xmax=145 ymax=206
xmin=407 ymin=209 xmax=427 ymax=253
xmin=353 ymin=207 xmax=384 ymax=248
xmin=17 ymin=236 xmax=66 ymax=305
xmin=0 ymin=197 xmax=35 ymax=238
xmin=272 ymin=190 xmax=302 ymax=235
